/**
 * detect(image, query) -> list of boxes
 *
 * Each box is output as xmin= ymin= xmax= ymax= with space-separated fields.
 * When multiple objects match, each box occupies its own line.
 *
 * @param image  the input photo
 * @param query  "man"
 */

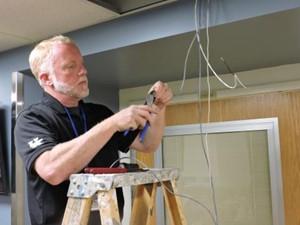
xmin=14 ymin=35 xmax=172 ymax=225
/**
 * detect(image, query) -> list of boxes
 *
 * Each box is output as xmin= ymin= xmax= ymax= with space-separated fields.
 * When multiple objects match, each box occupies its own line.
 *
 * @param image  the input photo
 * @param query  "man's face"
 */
xmin=50 ymin=43 xmax=89 ymax=99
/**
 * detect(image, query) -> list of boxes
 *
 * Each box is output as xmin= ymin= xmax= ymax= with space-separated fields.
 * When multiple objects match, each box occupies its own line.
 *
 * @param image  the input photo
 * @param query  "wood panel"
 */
xmin=164 ymin=90 xmax=300 ymax=225
xmin=135 ymin=151 xmax=154 ymax=168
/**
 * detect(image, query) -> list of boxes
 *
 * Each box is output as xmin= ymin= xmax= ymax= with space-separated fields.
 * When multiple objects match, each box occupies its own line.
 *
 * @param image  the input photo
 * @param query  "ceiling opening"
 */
xmin=87 ymin=0 xmax=177 ymax=14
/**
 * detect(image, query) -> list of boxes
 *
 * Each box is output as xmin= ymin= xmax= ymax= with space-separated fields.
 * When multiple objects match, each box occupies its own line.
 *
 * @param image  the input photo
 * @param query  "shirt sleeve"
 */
xmin=14 ymin=109 xmax=58 ymax=175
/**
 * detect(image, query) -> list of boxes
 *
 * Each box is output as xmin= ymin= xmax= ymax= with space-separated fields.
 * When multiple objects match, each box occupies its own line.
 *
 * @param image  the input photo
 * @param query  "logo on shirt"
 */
xmin=28 ymin=137 xmax=44 ymax=149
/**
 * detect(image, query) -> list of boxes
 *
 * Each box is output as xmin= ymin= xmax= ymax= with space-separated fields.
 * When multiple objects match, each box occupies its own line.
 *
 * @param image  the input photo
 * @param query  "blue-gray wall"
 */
xmin=1 ymin=0 xmax=300 ymax=224
xmin=0 ymin=47 xmax=30 ymax=225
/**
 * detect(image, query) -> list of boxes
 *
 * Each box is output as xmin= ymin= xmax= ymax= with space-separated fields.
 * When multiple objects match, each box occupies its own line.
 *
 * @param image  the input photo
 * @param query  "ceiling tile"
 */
xmin=0 ymin=0 xmax=119 ymax=52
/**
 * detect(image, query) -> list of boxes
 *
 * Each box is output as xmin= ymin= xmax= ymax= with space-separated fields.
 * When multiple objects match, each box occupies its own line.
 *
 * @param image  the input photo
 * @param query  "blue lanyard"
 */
xmin=64 ymin=106 xmax=87 ymax=137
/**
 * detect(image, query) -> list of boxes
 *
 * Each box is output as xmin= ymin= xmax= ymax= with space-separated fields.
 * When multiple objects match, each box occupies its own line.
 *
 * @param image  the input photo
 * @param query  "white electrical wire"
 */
xmin=181 ymin=2 xmax=247 ymax=92
xmin=199 ymin=42 xmax=247 ymax=89
xmin=204 ymin=1 xmax=220 ymax=224
xmin=180 ymin=0 xmax=221 ymax=224
xmin=194 ymin=0 xmax=220 ymax=224
xmin=179 ymin=0 xmax=248 ymax=224
xmin=181 ymin=32 xmax=247 ymax=91
xmin=180 ymin=34 xmax=197 ymax=92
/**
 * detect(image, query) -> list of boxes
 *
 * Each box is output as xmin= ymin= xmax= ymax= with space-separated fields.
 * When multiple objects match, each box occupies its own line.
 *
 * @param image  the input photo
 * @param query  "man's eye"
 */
xmin=66 ymin=64 xmax=75 ymax=69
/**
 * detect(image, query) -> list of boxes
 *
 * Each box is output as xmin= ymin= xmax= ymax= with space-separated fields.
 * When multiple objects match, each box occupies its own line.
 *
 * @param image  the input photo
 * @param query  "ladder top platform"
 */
xmin=67 ymin=168 xmax=179 ymax=198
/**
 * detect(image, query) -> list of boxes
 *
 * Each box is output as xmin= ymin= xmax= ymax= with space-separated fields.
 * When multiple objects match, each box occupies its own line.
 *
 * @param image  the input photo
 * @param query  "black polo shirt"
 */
xmin=14 ymin=92 xmax=138 ymax=225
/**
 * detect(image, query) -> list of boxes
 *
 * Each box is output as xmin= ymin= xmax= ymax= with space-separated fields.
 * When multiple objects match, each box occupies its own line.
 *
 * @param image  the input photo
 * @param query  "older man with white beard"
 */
xmin=14 ymin=35 xmax=172 ymax=225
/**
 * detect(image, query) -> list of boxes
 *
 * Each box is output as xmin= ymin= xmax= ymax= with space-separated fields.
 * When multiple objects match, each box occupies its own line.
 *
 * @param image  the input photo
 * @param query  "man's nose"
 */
xmin=78 ymin=64 xmax=87 ymax=76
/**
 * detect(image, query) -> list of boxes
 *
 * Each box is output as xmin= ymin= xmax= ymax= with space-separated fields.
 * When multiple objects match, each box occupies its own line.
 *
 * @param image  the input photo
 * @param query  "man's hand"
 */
xmin=111 ymin=105 xmax=158 ymax=132
xmin=148 ymin=81 xmax=173 ymax=110
xmin=129 ymin=81 xmax=172 ymax=151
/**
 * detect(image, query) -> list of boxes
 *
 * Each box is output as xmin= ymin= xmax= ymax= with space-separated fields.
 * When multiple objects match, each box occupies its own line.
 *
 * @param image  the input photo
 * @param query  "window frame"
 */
xmin=155 ymin=117 xmax=285 ymax=225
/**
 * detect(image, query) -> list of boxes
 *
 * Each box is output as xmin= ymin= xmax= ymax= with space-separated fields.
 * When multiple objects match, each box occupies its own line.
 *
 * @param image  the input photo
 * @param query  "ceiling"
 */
xmin=0 ymin=0 xmax=174 ymax=52
xmin=0 ymin=0 xmax=114 ymax=52
xmin=3 ymin=1 xmax=300 ymax=89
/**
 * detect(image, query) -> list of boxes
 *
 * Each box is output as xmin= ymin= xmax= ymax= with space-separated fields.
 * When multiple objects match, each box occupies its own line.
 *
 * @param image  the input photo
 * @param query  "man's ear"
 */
xmin=39 ymin=72 xmax=53 ymax=86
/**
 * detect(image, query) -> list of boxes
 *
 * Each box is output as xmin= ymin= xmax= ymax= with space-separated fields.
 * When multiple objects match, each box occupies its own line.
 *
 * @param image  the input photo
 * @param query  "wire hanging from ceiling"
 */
xmin=179 ymin=0 xmax=248 ymax=224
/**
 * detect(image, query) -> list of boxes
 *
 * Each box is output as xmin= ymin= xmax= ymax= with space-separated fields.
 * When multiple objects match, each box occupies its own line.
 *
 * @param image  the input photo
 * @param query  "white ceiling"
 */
xmin=0 ymin=0 xmax=176 ymax=53
xmin=0 ymin=0 xmax=119 ymax=52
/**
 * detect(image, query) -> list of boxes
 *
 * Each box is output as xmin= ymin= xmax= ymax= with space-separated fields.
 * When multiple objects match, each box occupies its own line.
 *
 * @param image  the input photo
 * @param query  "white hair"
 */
xmin=28 ymin=35 xmax=76 ymax=85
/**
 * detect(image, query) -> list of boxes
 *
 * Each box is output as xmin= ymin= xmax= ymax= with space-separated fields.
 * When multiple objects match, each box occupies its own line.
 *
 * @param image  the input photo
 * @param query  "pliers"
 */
xmin=139 ymin=90 xmax=156 ymax=142
xmin=123 ymin=90 xmax=156 ymax=142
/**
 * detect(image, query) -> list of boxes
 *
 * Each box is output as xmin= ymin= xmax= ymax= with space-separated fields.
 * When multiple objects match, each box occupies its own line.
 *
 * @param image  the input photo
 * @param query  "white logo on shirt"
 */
xmin=28 ymin=137 xmax=44 ymax=149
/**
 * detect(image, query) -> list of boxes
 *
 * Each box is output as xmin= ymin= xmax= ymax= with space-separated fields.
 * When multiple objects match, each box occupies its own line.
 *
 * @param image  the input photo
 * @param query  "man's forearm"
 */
xmin=34 ymin=117 xmax=118 ymax=185
xmin=132 ymin=107 xmax=166 ymax=153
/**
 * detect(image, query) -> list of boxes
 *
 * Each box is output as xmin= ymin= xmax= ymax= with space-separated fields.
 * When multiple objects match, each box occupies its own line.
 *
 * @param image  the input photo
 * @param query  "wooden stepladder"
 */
xmin=61 ymin=168 xmax=187 ymax=225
